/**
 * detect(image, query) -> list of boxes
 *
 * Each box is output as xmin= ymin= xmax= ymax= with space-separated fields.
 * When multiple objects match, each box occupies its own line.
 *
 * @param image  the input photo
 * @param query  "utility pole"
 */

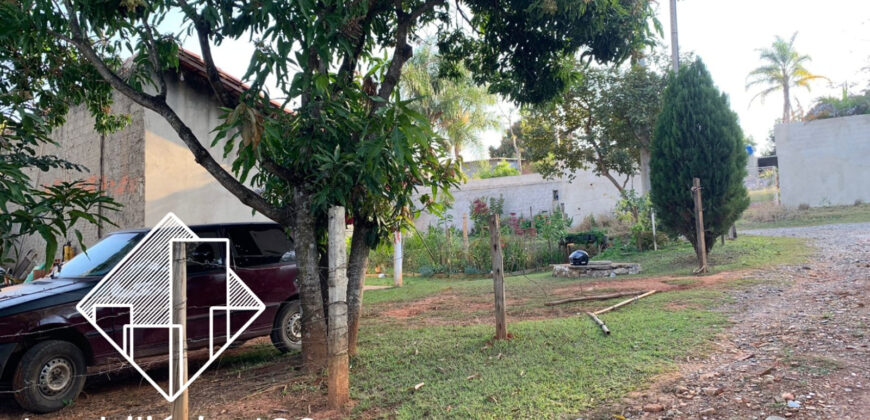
xmin=171 ymin=242 xmax=188 ymax=420
xmin=670 ymin=0 xmax=680 ymax=73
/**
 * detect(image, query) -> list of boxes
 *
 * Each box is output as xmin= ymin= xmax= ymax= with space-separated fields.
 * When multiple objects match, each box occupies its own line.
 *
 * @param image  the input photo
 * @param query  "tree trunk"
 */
xmin=782 ymin=83 xmax=791 ymax=123
xmin=293 ymin=190 xmax=328 ymax=372
xmin=346 ymin=218 xmax=372 ymax=357
xmin=327 ymin=207 xmax=350 ymax=410
xmin=639 ymin=148 xmax=652 ymax=195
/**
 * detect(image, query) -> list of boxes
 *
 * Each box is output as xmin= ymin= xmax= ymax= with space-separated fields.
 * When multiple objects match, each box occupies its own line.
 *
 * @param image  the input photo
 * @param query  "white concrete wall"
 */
xmin=776 ymin=114 xmax=870 ymax=207
xmin=414 ymin=170 xmax=639 ymax=231
xmin=143 ymin=75 xmax=268 ymax=226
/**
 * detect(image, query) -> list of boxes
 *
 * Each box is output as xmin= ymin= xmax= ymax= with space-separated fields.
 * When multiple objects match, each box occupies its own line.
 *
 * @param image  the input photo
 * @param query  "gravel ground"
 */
xmin=606 ymin=223 xmax=870 ymax=420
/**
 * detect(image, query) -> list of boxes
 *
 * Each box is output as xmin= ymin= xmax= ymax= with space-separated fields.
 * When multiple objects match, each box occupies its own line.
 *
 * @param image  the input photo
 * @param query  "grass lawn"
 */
xmin=737 ymin=202 xmax=870 ymax=230
xmin=349 ymin=235 xmax=810 ymax=418
xmin=353 ymin=289 xmax=724 ymax=419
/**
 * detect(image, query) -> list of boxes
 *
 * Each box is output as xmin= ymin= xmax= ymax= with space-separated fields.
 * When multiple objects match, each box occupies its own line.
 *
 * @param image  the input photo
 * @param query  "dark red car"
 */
xmin=0 ymin=223 xmax=302 ymax=413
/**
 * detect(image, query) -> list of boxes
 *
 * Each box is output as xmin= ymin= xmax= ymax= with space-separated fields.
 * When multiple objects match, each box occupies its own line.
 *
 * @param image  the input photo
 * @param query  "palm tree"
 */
xmin=746 ymin=32 xmax=827 ymax=123
xmin=400 ymin=45 xmax=499 ymax=161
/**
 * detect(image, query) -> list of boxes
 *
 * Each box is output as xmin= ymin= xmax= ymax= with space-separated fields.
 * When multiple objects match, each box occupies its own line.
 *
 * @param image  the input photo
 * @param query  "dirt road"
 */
xmin=607 ymin=223 xmax=870 ymax=420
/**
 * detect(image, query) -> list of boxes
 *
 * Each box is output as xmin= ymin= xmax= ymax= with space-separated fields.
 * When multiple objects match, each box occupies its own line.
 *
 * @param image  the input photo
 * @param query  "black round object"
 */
xmin=569 ymin=250 xmax=589 ymax=266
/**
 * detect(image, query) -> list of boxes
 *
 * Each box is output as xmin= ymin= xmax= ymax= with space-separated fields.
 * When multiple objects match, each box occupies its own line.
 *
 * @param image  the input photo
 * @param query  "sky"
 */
xmin=183 ymin=0 xmax=870 ymax=158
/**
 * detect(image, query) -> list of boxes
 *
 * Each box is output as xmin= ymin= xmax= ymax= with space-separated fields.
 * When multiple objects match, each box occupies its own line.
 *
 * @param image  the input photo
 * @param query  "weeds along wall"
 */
xmin=369 ymin=211 xmax=581 ymax=276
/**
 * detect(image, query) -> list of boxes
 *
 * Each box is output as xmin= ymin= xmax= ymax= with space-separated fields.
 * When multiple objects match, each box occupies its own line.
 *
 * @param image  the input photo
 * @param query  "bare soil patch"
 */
xmin=591 ymin=223 xmax=870 ymax=419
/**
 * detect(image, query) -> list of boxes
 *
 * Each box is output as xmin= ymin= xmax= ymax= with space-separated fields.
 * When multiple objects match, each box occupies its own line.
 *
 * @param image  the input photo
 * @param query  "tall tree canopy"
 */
xmin=400 ymin=45 xmax=499 ymax=160
xmin=521 ymin=61 xmax=666 ymax=193
xmin=2 ymin=0 xmax=658 ymax=406
xmin=746 ymin=32 xmax=827 ymax=123
xmin=651 ymin=58 xmax=749 ymax=257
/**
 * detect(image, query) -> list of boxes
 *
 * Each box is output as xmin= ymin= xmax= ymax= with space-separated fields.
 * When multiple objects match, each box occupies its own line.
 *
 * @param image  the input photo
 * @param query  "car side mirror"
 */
xmin=189 ymin=245 xmax=215 ymax=264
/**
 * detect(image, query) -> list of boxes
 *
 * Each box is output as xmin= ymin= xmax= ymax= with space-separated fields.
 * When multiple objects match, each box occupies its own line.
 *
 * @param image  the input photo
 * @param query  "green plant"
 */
xmin=477 ymin=160 xmax=521 ymax=179
xmin=651 ymin=58 xmax=750 ymax=256
xmin=615 ymin=189 xmax=658 ymax=251
xmin=535 ymin=209 xmax=572 ymax=256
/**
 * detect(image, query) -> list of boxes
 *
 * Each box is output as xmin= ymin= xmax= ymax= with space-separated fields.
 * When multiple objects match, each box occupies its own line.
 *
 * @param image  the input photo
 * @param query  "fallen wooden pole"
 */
xmin=593 ymin=290 xmax=657 ymax=315
xmin=545 ymin=291 xmax=645 ymax=306
xmin=587 ymin=312 xmax=610 ymax=335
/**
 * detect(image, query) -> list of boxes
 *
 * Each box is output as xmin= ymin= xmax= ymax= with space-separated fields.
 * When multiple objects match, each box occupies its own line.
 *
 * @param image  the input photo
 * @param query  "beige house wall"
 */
xmin=143 ymin=74 xmax=268 ymax=226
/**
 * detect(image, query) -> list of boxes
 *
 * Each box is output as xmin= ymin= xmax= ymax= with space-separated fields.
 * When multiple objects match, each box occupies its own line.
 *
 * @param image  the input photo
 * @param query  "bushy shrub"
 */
xmin=476 ymin=160 xmax=521 ymax=179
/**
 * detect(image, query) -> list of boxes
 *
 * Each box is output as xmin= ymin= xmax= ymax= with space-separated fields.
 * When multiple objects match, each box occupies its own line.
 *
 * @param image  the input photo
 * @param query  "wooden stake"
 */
xmin=593 ymin=290 xmax=657 ymax=316
xmin=488 ymin=214 xmax=508 ymax=340
xmin=327 ymin=206 xmax=350 ymax=410
xmin=545 ymin=291 xmax=645 ymax=306
xmin=692 ymin=177 xmax=709 ymax=273
xmin=462 ymin=213 xmax=470 ymax=261
xmin=587 ymin=312 xmax=610 ymax=335
xmin=171 ymin=242 xmax=188 ymax=420
xmin=445 ymin=224 xmax=451 ymax=275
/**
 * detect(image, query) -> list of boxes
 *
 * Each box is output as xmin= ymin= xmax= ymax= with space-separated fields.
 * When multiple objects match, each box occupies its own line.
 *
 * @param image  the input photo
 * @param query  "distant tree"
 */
xmin=651 ymin=58 xmax=750 ymax=257
xmin=746 ymin=32 xmax=827 ymax=123
xmin=401 ymin=45 xmax=499 ymax=160
xmin=522 ymin=62 xmax=666 ymax=194
xmin=488 ymin=120 xmax=545 ymax=162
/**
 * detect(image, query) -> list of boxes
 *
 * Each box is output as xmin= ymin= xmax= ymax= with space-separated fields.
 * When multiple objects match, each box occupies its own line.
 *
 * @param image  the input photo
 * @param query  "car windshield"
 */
xmin=57 ymin=232 xmax=145 ymax=278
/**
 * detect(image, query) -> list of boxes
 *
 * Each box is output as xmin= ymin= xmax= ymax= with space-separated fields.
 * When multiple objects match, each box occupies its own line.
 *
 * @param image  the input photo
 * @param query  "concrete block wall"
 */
xmin=776 ymin=114 xmax=870 ymax=207
xmin=414 ymin=171 xmax=637 ymax=231
xmin=18 ymin=93 xmax=146 ymax=267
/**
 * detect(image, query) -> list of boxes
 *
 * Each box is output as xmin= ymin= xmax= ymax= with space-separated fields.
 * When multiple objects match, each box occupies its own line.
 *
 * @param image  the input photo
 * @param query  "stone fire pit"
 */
xmin=552 ymin=260 xmax=641 ymax=278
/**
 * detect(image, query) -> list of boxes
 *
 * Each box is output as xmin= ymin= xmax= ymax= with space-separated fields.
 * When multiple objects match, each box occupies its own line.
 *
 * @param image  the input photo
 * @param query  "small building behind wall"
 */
xmin=775 ymin=114 xmax=870 ymax=208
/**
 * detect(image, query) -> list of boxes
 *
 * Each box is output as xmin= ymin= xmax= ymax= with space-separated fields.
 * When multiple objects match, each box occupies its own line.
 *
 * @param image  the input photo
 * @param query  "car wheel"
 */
xmin=271 ymin=300 xmax=302 ymax=353
xmin=13 ymin=340 xmax=86 ymax=414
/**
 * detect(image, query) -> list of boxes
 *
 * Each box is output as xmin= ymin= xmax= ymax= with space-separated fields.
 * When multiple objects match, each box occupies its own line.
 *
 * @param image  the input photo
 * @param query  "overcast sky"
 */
xmin=186 ymin=0 xmax=870 ymax=158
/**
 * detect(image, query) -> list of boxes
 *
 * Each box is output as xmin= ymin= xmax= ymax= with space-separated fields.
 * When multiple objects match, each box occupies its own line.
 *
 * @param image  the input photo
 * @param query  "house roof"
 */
xmin=176 ymin=48 xmax=288 ymax=111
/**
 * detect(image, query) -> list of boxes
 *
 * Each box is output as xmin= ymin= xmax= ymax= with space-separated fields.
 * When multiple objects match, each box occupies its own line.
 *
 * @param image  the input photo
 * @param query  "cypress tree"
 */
xmin=650 ymin=58 xmax=750 ymax=257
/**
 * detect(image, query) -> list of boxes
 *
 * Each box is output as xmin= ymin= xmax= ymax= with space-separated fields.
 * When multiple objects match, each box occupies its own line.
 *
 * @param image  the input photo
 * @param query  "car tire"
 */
xmin=271 ymin=300 xmax=302 ymax=353
xmin=13 ymin=340 xmax=86 ymax=414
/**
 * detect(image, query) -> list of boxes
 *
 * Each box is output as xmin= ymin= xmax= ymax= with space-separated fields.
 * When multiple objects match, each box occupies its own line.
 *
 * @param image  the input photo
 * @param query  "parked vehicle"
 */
xmin=0 ymin=223 xmax=300 ymax=413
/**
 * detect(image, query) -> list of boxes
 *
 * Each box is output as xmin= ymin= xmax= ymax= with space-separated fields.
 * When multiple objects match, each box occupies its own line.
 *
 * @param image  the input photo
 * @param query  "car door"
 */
xmin=184 ymin=227 xmax=232 ymax=351
xmin=225 ymin=225 xmax=298 ymax=337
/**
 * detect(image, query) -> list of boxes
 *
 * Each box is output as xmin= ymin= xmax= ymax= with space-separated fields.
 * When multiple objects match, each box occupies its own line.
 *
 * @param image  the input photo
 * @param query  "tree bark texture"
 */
xmin=346 ymin=218 xmax=372 ymax=357
xmin=294 ymin=190 xmax=329 ymax=372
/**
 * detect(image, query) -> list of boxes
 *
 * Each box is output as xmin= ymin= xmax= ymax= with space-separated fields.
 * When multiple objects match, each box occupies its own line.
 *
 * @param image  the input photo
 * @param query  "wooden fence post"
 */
xmin=692 ymin=178 xmax=709 ymax=273
xmin=327 ymin=206 xmax=350 ymax=410
xmin=171 ymin=242 xmax=188 ymax=420
xmin=488 ymin=214 xmax=508 ymax=340
xmin=462 ymin=213 xmax=470 ymax=259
